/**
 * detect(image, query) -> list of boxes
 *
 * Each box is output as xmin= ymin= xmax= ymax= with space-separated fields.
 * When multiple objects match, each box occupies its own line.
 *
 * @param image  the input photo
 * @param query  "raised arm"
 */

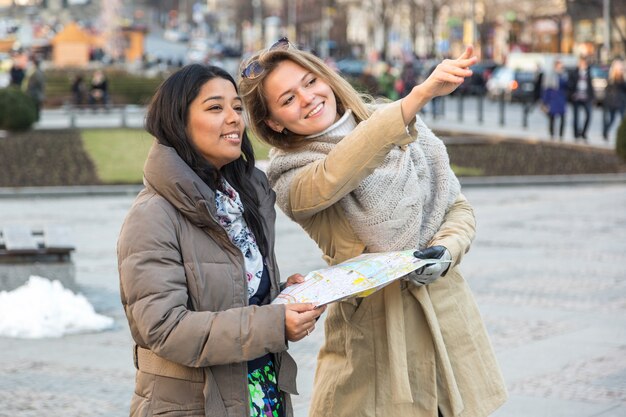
xmin=401 ymin=46 xmax=478 ymax=124
xmin=284 ymin=100 xmax=415 ymax=221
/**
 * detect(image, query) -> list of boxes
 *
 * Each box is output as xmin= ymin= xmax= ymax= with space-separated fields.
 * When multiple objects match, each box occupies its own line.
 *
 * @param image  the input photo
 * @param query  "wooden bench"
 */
xmin=0 ymin=224 xmax=75 ymax=263
xmin=59 ymin=102 xmax=144 ymax=128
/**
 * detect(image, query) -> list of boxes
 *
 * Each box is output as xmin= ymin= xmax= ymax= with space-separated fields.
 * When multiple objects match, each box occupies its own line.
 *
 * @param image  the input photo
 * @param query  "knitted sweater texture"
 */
xmin=267 ymin=108 xmax=461 ymax=252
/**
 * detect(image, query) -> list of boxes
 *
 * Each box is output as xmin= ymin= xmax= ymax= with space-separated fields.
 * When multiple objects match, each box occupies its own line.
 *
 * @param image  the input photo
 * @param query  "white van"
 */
xmin=505 ymin=52 xmax=578 ymax=72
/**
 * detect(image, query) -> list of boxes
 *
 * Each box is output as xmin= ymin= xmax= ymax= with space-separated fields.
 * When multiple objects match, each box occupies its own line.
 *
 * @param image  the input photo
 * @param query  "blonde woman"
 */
xmin=239 ymin=40 xmax=507 ymax=417
xmin=603 ymin=58 xmax=626 ymax=140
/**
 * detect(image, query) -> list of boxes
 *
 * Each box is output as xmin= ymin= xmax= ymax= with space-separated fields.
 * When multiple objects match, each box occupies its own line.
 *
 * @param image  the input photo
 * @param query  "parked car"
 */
xmin=455 ymin=60 xmax=498 ymax=95
xmin=486 ymin=66 xmax=539 ymax=102
xmin=336 ymin=58 xmax=367 ymax=78
xmin=164 ymin=29 xmax=190 ymax=43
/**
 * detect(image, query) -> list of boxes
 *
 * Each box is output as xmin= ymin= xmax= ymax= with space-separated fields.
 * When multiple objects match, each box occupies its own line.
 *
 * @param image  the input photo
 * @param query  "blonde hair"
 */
xmin=608 ymin=59 xmax=625 ymax=84
xmin=238 ymin=46 xmax=373 ymax=151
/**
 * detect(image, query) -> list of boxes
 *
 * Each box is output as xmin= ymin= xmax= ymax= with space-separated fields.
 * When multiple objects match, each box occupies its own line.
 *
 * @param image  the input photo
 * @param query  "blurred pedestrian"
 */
xmin=71 ymin=74 xmax=86 ymax=106
xmin=541 ymin=60 xmax=568 ymax=140
xmin=568 ymin=56 xmax=595 ymax=140
xmin=22 ymin=57 xmax=45 ymax=121
xmin=602 ymin=58 xmax=626 ymax=140
xmin=88 ymin=70 xmax=109 ymax=108
xmin=400 ymin=61 xmax=417 ymax=98
xmin=9 ymin=62 xmax=25 ymax=87
xmin=117 ymin=64 xmax=324 ymax=417
xmin=377 ymin=62 xmax=398 ymax=100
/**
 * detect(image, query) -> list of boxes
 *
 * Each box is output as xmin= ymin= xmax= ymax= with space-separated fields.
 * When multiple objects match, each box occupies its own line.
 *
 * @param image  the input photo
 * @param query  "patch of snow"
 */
xmin=0 ymin=276 xmax=114 ymax=338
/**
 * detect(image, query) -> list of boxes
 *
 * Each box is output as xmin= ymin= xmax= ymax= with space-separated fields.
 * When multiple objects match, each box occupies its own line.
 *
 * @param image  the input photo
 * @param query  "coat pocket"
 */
xmin=338 ymin=296 xmax=370 ymax=325
xmin=152 ymin=402 xmax=204 ymax=417
xmin=150 ymin=374 xmax=206 ymax=416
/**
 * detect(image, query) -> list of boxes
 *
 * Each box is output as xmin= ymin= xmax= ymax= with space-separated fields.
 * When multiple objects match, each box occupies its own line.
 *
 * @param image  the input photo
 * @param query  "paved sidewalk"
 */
xmin=421 ymin=96 xmax=617 ymax=150
xmin=0 ymin=183 xmax=624 ymax=416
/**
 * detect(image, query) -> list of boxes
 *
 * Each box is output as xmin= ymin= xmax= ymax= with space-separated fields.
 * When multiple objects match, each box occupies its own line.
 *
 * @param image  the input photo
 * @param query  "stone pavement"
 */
xmin=0 ymin=182 xmax=625 ymax=416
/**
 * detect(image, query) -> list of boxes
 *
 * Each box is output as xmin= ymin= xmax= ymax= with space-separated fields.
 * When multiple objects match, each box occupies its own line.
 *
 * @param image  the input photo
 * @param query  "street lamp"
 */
xmin=603 ymin=0 xmax=610 ymax=63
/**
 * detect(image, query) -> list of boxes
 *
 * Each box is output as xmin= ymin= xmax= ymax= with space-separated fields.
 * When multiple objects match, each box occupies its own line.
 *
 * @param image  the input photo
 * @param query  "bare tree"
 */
xmin=406 ymin=0 xmax=450 ymax=58
xmin=365 ymin=0 xmax=403 ymax=60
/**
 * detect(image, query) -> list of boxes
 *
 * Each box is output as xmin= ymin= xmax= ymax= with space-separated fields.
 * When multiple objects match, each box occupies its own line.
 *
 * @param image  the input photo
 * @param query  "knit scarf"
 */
xmin=267 ymin=108 xmax=461 ymax=252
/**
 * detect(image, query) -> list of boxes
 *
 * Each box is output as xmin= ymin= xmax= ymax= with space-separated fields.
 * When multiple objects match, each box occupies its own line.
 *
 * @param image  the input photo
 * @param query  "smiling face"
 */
xmin=187 ymin=77 xmax=244 ymax=169
xmin=262 ymin=60 xmax=339 ymax=136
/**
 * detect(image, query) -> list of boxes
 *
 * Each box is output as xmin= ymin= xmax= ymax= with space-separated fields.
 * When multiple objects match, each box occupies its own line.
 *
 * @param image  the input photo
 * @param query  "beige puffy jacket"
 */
xmin=118 ymin=143 xmax=297 ymax=417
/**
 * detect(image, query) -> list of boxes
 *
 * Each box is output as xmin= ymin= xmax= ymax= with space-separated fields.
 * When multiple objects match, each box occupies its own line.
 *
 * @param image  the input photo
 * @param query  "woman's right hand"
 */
xmin=284 ymin=303 xmax=326 ymax=342
xmin=400 ymin=46 xmax=478 ymax=123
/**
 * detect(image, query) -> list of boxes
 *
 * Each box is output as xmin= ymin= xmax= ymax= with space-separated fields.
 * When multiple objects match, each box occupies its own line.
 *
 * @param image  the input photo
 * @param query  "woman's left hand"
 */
xmin=285 ymin=273 xmax=305 ymax=287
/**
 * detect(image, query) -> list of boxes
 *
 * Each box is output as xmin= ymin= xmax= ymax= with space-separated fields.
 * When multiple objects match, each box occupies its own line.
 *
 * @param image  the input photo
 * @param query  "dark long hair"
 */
xmin=145 ymin=64 xmax=268 ymax=257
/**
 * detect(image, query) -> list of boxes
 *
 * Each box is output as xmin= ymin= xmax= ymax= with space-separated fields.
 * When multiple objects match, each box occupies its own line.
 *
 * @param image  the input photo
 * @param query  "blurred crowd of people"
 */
xmin=8 ymin=51 xmax=45 ymax=120
xmin=70 ymin=69 xmax=109 ymax=108
xmin=540 ymin=56 xmax=626 ymax=141
xmin=330 ymin=53 xmax=625 ymax=142
xmin=4 ymin=43 xmax=625 ymax=139
xmin=7 ymin=49 xmax=112 ymax=114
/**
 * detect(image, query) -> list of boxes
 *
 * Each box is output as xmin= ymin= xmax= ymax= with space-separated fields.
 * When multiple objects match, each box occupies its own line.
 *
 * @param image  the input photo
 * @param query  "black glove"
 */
xmin=406 ymin=245 xmax=452 ymax=286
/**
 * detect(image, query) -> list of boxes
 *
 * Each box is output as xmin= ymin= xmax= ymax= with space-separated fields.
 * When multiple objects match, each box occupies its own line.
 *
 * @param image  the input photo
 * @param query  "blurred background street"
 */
xmin=1 ymin=1 xmax=626 ymax=416
xmin=0 ymin=1 xmax=625 ymax=141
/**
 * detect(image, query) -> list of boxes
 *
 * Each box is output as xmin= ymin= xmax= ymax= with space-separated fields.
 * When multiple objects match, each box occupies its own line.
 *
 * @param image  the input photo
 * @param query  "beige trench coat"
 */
xmin=271 ymin=101 xmax=507 ymax=417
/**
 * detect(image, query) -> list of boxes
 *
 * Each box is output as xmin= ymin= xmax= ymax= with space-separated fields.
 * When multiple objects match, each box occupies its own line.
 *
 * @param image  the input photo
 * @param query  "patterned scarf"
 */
xmin=214 ymin=178 xmax=263 ymax=298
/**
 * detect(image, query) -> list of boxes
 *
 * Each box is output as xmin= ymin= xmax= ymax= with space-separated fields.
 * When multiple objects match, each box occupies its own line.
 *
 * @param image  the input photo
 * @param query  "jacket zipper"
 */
xmin=204 ymin=199 xmax=284 ymax=416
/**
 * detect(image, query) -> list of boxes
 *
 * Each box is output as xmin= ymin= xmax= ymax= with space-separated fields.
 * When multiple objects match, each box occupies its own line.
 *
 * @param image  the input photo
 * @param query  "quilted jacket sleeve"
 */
xmin=118 ymin=196 xmax=287 ymax=368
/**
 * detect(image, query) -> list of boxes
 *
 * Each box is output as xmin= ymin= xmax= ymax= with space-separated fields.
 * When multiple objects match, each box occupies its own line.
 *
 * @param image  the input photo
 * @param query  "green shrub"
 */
xmin=0 ymin=87 xmax=37 ymax=131
xmin=617 ymin=115 xmax=626 ymax=161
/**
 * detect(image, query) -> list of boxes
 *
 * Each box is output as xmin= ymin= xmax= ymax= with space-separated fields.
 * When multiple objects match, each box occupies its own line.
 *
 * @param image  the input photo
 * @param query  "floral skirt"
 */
xmin=248 ymin=357 xmax=284 ymax=417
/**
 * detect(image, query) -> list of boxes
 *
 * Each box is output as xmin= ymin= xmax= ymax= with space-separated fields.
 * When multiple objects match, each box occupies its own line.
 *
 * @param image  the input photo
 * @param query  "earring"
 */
xmin=282 ymin=128 xmax=289 ymax=135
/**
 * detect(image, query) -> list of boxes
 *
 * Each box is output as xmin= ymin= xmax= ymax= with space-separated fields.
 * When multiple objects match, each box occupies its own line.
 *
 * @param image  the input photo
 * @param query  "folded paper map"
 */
xmin=271 ymin=250 xmax=451 ymax=306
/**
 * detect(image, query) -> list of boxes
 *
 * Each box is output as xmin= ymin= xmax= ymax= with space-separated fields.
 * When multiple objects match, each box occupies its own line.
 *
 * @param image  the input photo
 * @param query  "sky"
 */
xmin=0 ymin=275 xmax=114 ymax=339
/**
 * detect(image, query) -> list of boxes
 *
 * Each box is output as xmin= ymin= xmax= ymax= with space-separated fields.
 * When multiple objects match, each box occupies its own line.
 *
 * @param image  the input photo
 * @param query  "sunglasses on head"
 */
xmin=240 ymin=37 xmax=291 ymax=79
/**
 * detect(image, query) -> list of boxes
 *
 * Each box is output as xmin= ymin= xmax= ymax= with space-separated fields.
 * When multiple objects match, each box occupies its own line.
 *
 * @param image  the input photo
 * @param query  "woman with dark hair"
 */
xmin=117 ymin=64 xmax=324 ymax=417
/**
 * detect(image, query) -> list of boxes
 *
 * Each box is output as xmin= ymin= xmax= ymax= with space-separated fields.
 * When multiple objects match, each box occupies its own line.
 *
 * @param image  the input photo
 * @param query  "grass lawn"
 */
xmin=450 ymin=164 xmax=483 ymax=177
xmin=80 ymin=128 xmax=486 ymax=184
xmin=81 ymin=129 xmax=272 ymax=184
xmin=81 ymin=129 xmax=154 ymax=184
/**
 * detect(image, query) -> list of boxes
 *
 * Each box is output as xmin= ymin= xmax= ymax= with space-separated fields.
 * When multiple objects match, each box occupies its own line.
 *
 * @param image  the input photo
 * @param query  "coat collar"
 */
xmin=143 ymin=141 xmax=218 ymax=228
